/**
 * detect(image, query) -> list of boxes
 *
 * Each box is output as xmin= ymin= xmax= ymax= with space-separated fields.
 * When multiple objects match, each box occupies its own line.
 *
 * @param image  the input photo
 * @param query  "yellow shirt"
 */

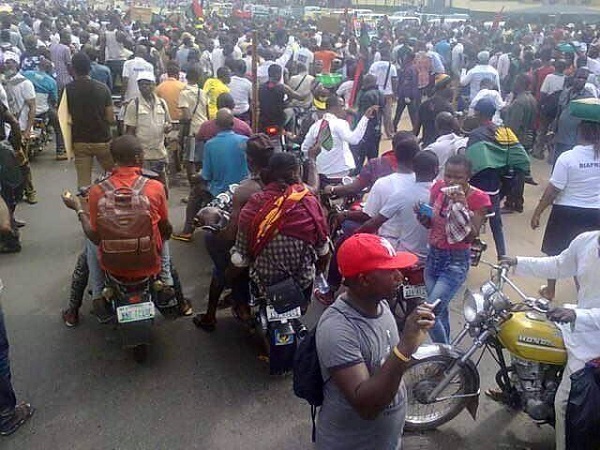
xmin=203 ymin=78 xmax=230 ymax=119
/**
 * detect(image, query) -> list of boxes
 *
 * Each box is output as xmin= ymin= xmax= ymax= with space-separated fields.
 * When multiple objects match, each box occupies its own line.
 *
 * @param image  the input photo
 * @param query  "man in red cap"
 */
xmin=315 ymin=233 xmax=436 ymax=450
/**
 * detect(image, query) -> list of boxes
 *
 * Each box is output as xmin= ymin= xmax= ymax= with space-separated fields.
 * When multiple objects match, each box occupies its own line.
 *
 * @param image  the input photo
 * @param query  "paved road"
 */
xmin=1 ymin=145 xmax=568 ymax=449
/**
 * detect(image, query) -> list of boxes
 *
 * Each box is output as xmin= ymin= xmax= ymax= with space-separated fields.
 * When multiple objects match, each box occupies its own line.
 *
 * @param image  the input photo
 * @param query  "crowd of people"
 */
xmin=0 ymin=2 xmax=599 ymax=448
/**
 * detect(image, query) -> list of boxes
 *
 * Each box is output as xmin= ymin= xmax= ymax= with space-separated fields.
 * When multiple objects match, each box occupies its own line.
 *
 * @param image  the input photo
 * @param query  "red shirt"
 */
xmin=534 ymin=65 xmax=555 ymax=99
xmin=428 ymin=180 xmax=491 ymax=251
xmin=196 ymin=118 xmax=252 ymax=143
xmin=89 ymin=166 xmax=168 ymax=278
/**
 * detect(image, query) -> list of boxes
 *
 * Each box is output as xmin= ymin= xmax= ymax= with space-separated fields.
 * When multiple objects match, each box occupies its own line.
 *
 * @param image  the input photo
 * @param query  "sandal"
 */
xmin=193 ymin=313 xmax=216 ymax=332
xmin=0 ymin=402 xmax=34 ymax=436
xmin=172 ymin=233 xmax=193 ymax=242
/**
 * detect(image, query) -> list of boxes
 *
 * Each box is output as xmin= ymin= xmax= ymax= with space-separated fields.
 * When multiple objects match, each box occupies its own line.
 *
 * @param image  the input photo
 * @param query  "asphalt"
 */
xmin=0 ymin=142 xmax=568 ymax=450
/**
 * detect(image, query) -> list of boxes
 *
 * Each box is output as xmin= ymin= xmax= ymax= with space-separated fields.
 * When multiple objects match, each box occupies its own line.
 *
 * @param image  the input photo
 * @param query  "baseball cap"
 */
xmin=474 ymin=98 xmax=497 ymax=117
xmin=137 ymin=71 xmax=156 ymax=83
xmin=337 ymin=234 xmax=418 ymax=278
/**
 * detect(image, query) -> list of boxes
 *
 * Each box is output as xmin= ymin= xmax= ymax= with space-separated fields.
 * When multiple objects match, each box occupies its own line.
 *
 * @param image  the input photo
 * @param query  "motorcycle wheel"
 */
xmin=132 ymin=344 xmax=149 ymax=364
xmin=403 ymin=355 xmax=479 ymax=431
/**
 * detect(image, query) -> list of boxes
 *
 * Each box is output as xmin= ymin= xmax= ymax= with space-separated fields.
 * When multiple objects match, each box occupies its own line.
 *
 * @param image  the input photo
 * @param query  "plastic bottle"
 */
xmin=314 ymin=273 xmax=330 ymax=295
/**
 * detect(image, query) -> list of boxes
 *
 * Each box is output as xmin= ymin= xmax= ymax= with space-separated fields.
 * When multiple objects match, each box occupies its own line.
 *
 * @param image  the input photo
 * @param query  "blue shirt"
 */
xmin=435 ymin=40 xmax=451 ymax=66
xmin=22 ymin=70 xmax=58 ymax=104
xmin=202 ymin=130 xmax=249 ymax=196
xmin=90 ymin=62 xmax=113 ymax=91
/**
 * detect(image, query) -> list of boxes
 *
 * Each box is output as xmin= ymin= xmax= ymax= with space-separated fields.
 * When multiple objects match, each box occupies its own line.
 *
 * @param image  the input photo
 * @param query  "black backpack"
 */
xmin=293 ymin=327 xmax=323 ymax=442
xmin=539 ymin=90 xmax=561 ymax=120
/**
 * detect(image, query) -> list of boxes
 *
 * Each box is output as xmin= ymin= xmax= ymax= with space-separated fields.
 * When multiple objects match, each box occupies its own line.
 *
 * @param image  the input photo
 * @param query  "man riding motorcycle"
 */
xmin=502 ymin=230 xmax=600 ymax=450
xmin=61 ymin=135 xmax=184 ymax=322
xmin=231 ymin=152 xmax=330 ymax=311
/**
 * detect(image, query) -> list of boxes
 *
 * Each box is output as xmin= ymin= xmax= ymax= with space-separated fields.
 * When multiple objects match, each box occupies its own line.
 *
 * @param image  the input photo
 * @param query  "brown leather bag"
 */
xmin=96 ymin=176 xmax=158 ymax=274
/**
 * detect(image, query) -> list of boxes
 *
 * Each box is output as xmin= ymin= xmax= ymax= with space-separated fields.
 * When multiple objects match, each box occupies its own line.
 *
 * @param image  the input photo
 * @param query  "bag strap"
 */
xmin=191 ymin=87 xmax=202 ymax=117
xmin=383 ymin=62 xmax=392 ymax=91
xmin=293 ymin=73 xmax=308 ymax=92
xmin=131 ymin=175 xmax=149 ymax=194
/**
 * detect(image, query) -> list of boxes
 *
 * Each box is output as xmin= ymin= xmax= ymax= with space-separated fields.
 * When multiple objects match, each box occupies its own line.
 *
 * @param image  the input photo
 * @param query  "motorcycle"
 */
xmin=249 ymin=281 xmax=308 ymax=376
xmin=402 ymin=259 xmax=566 ymax=431
xmin=100 ymin=274 xmax=180 ymax=363
xmin=264 ymin=125 xmax=286 ymax=153
xmin=320 ymin=176 xmax=365 ymax=239
xmin=26 ymin=115 xmax=50 ymax=160
xmin=194 ymin=183 xmax=307 ymax=375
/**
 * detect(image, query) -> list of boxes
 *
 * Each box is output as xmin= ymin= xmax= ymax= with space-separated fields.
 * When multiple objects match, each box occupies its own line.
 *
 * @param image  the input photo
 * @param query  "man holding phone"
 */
xmin=301 ymin=95 xmax=378 ymax=178
xmin=315 ymin=233 xmax=436 ymax=449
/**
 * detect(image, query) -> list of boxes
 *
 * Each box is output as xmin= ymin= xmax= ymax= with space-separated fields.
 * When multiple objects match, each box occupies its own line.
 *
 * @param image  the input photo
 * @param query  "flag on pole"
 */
xmin=192 ymin=0 xmax=203 ymax=18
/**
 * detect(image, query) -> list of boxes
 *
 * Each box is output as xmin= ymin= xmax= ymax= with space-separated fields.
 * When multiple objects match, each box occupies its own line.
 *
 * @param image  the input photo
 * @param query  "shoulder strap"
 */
xmin=293 ymin=73 xmax=308 ymax=92
xmin=384 ymin=62 xmax=392 ymax=90
xmin=131 ymin=175 xmax=149 ymax=194
xmin=191 ymin=87 xmax=202 ymax=116
xmin=135 ymin=97 xmax=139 ymax=123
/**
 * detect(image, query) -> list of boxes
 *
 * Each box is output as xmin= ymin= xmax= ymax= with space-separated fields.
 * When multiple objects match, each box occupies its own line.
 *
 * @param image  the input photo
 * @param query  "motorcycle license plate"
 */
xmin=403 ymin=284 xmax=427 ymax=299
xmin=266 ymin=305 xmax=302 ymax=322
xmin=117 ymin=302 xmax=155 ymax=324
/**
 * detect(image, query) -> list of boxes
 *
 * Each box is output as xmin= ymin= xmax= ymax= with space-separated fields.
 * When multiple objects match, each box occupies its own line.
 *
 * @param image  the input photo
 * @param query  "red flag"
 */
xmin=348 ymin=56 xmax=365 ymax=108
xmin=192 ymin=0 xmax=203 ymax=18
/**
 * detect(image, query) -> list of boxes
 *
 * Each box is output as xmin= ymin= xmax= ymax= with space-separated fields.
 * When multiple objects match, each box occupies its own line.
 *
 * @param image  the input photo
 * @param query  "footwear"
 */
xmin=92 ymin=298 xmax=114 ymax=324
xmin=0 ymin=403 xmax=34 ymax=436
xmin=181 ymin=197 xmax=189 ymax=204
xmin=0 ymin=242 xmax=21 ymax=254
xmin=179 ymin=298 xmax=193 ymax=316
xmin=484 ymin=388 xmax=506 ymax=403
xmin=171 ymin=233 xmax=193 ymax=242
xmin=13 ymin=218 xmax=26 ymax=228
xmin=56 ymin=153 xmax=68 ymax=161
xmin=193 ymin=313 xmax=217 ymax=332
xmin=62 ymin=308 xmax=80 ymax=327
xmin=500 ymin=207 xmax=515 ymax=215
xmin=24 ymin=192 xmax=37 ymax=205
xmin=524 ymin=176 xmax=538 ymax=186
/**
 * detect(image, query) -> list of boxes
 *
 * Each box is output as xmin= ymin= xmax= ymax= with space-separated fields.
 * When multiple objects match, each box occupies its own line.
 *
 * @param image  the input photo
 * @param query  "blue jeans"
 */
xmin=425 ymin=247 xmax=470 ymax=344
xmin=87 ymin=239 xmax=174 ymax=288
xmin=0 ymin=284 xmax=16 ymax=421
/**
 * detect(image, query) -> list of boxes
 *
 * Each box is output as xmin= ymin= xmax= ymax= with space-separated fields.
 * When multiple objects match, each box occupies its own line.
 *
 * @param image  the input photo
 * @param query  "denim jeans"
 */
xmin=0 ymin=282 xmax=16 ymax=421
xmin=488 ymin=194 xmax=506 ymax=257
xmin=425 ymin=247 xmax=470 ymax=343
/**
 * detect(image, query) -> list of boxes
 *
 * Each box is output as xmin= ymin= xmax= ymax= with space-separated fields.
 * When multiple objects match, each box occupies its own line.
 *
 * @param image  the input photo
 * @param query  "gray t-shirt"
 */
xmin=315 ymin=297 xmax=406 ymax=450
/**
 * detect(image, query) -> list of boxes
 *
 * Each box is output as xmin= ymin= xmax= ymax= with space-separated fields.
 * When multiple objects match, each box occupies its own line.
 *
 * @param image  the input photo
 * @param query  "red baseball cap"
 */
xmin=337 ymin=234 xmax=418 ymax=278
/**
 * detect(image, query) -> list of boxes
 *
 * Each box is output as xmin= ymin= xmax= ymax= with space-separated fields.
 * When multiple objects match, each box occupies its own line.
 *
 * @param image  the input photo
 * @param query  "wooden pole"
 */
xmin=251 ymin=30 xmax=259 ymax=134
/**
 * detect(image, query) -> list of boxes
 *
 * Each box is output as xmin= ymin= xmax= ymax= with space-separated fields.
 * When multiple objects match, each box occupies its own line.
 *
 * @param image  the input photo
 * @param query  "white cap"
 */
xmin=137 ymin=71 xmax=156 ymax=83
xmin=2 ymin=51 xmax=19 ymax=64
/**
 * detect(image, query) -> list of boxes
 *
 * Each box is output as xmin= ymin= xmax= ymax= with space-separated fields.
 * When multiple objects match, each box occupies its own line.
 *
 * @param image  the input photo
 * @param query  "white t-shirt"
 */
xmin=368 ymin=61 xmax=397 ymax=96
xmin=364 ymin=172 xmax=416 ymax=242
xmin=551 ymin=145 xmax=600 ymax=209
xmin=5 ymin=74 xmax=36 ymax=131
xmin=294 ymin=47 xmax=314 ymax=68
xmin=228 ymin=75 xmax=252 ymax=115
xmin=122 ymin=57 xmax=154 ymax=102
xmin=424 ymin=133 xmax=468 ymax=179
xmin=540 ymin=73 xmax=566 ymax=95
xmin=379 ymin=181 xmax=432 ymax=258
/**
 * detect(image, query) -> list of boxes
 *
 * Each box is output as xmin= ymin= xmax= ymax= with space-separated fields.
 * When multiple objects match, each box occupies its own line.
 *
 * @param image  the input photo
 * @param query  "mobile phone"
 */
xmin=418 ymin=202 xmax=434 ymax=218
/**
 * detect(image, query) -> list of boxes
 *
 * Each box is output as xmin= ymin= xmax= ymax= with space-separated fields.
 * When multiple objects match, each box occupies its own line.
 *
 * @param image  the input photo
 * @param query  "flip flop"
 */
xmin=0 ymin=403 xmax=35 ymax=436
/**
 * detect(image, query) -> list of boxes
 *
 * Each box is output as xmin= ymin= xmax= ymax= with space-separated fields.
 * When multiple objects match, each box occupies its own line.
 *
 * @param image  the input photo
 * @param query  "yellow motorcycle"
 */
xmin=403 ymin=260 xmax=566 ymax=431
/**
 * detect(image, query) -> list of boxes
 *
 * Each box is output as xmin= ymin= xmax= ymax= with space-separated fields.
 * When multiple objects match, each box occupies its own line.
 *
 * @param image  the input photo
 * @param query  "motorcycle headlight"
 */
xmin=463 ymin=290 xmax=487 ymax=325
